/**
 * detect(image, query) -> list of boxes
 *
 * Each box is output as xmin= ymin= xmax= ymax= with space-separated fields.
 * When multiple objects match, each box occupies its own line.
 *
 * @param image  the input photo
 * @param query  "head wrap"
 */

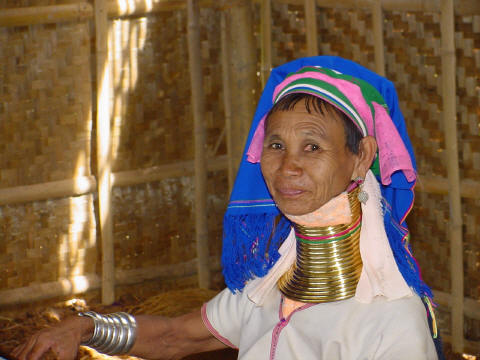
xmin=222 ymin=56 xmax=432 ymax=302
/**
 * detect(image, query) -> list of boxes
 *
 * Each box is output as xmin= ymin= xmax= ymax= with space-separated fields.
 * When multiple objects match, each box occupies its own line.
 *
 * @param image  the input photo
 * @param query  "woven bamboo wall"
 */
xmin=0 ymin=5 xmax=96 ymax=290
xmin=108 ymin=7 xmax=227 ymax=272
xmin=382 ymin=11 xmax=480 ymax=346
xmin=0 ymin=2 xmax=228 ymax=296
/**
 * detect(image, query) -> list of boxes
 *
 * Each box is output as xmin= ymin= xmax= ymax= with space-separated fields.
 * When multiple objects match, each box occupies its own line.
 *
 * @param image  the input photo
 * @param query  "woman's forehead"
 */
xmin=265 ymin=99 xmax=345 ymax=130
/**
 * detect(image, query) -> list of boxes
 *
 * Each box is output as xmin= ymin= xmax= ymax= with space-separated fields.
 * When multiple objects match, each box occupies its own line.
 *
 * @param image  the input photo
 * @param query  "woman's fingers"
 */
xmin=12 ymin=330 xmax=53 ymax=360
xmin=12 ymin=316 xmax=88 ymax=360
xmin=12 ymin=332 xmax=43 ymax=360
xmin=13 ymin=332 xmax=77 ymax=360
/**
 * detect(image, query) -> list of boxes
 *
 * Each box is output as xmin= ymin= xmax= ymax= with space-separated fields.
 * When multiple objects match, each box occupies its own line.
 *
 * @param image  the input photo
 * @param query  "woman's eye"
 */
xmin=269 ymin=143 xmax=283 ymax=150
xmin=305 ymin=144 xmax=320 ymax=152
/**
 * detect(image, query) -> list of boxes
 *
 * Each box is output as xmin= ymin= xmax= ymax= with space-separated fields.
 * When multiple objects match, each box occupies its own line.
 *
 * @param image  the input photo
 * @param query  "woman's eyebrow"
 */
xmin=300 ymin=126 xmax=327 ymax=138
xmin=263 ymin=133 xmax=282 ymax=141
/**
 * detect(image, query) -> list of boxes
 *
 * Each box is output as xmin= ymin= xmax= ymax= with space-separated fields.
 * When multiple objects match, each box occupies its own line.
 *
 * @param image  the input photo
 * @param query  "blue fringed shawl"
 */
xmin=221 ymin=56 xmax=432 ymax=301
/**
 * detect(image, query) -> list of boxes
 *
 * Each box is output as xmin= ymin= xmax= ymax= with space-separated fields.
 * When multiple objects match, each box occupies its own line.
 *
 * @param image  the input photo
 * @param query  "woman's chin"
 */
xmin=276 ymin=201 xmax=315 ymax=217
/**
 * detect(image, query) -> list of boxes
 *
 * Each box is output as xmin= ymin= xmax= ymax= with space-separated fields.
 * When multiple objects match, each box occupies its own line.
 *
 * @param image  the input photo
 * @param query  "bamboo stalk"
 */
xmin=1 ymin=0 xmax=479 ymax=29
xmin=210 ymin=127 xmax=226 ymax=157
xmin=0 ymin=157 xmax=227 ymax=207
xmin=415 ymin=176 xmax=480 ymax=199
xmin=112 ymin=156 xmax=228 ymax=188
xmin=260 ymin=0 xmax=272 ymax=88
xmin=253 ymin=0 xmax=478 ymax=15
xmin=1 ymin=1 xmax=477 ymax=29
xmin=0 ymin=275 xmax=100 ymax=307
xmin=187 ymin=0 xmax=210 ymax=289
xmin=0 ymin=176 xmax=96 ymax=206
xmin=228 ymin=0 xmax=257 ymax=175
xmin=0 ymin=257 xmax=222 ymax=307
xmin=0 ymin=3 xmax=93 ymax=27
xmin=304 ymin=0 xmax=318 ymax=56
xmin=108 ymin=0 xmax=215 ymax=17
xmin=433 ymin=290 xmax=480 ymax=321
xmin=440 ymin=0 xmax=463 ymax=353
xmin=220 ymin=13 xmax=235 ymax=193
xmin=267 ymin=0 xmax=444 ymax=12
xmin=372 ymin=0 xmax=385 ymax=76
xmin=1 ymin=168 xmax=478 ymax=208
xmin=94 ymin=0 xmax=115 ymax=305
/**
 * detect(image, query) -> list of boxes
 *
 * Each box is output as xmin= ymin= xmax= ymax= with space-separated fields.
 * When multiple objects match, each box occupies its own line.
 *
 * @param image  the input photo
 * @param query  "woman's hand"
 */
xmin=12 ymin=315 xmax=93 ymax=360
xmin=12 ymin=309 xmax=226 ymax=360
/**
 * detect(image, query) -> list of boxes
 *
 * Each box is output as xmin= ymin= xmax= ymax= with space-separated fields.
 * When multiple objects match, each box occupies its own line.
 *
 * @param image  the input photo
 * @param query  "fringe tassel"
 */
xmin=382 ymin=200 xmax=433 ymax=300
xmin=222 ymin=213 xmax=292 ymax=292
xmin=424 ymin=296 xmax=438 ymax=339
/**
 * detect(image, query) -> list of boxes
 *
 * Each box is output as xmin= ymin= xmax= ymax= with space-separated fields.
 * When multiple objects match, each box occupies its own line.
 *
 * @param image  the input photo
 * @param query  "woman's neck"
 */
xmin=278 ymin=187 xmax=363 ymax=303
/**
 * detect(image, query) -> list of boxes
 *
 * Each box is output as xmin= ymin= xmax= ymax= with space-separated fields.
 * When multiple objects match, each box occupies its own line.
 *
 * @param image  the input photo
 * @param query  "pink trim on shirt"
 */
xmin=269 ymin=296 xmax=316 ymax=360
xmin=201 ymin=303 xmax=239 ymax=349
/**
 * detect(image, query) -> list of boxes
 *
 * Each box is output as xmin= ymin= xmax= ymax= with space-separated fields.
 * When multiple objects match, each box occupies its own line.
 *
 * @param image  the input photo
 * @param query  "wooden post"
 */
xmin=372 ymin=0 xmax=385 ymax=76
xmin=260 ymin=0 xmax=272 ymax=88
xmin=0 ymin=3 xmax=93 ymax=27
xmin=304 ymin=0 xmax=318 ymax=56
xmin=227 ymin=0 xmax=257 ymax=175
xmin=440 ymin=0 xmax=464 ymax=353
xmin=94 ymin=0 xmax=115 ymax=305
xmin=187 ymin=0 xmax=210 ymax=289
xmin=220 ymin=13 xmax=235 ymax=193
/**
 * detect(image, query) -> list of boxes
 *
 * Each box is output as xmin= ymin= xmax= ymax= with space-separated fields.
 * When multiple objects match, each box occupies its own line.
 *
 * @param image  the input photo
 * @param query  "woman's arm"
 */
xmin=13 ymin=308 xmax=227 ymax=360
xmin=131 ymin=309 xmax=227 ymax=359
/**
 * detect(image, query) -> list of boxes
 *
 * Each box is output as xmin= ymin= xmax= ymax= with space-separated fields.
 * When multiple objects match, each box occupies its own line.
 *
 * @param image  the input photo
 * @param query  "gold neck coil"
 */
xmin=278 ymin=187 xmax=363 ymax=303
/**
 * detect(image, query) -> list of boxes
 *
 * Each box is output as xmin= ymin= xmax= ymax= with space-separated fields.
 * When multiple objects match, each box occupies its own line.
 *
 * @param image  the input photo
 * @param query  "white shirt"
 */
xmin=202 ymin=282 xmax=438 ymax=360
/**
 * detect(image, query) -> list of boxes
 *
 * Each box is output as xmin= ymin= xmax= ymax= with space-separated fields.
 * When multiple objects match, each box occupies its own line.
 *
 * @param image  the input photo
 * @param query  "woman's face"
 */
xmin=261 ymin=99 xmax=360 ymax=216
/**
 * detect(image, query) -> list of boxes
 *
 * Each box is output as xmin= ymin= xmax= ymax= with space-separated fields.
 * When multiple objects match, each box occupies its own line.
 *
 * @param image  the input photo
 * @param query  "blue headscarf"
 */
xmin=221 ymin=56 xmax=432 ymax=302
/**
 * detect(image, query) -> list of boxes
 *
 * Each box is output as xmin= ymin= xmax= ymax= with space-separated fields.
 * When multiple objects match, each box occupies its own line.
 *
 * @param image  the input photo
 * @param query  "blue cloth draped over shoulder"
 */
xmin=221 ymin=56 xmax=432 ymax=301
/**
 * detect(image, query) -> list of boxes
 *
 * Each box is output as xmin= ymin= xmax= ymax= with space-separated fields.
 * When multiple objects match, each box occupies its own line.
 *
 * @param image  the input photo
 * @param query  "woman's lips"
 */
xmin=276 ymin=187 xmax=305 ymax=197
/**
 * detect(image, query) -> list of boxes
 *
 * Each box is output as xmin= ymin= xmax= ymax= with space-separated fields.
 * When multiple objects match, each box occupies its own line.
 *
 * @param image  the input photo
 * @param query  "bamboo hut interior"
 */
xmin=0 ymin=0 xmax=479 ymax=358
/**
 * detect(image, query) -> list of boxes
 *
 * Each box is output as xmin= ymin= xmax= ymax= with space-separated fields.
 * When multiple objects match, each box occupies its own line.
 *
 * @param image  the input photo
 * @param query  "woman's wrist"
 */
xmin=76 ymin=312 xmax=137 ymax=355
xmin=75 ymin=314 xmax=96 ymax=343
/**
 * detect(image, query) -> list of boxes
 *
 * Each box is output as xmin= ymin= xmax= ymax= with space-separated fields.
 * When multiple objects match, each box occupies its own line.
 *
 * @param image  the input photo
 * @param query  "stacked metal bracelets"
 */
xmin=78 ymin=311 xmax=137 ymax=355
xmin=278 ymin=187 xmax=363 ymax=303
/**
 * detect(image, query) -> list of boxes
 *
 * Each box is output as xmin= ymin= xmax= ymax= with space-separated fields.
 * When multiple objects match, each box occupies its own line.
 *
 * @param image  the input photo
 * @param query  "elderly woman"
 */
xmin=14 ymin=57 xmax=442 ymax=360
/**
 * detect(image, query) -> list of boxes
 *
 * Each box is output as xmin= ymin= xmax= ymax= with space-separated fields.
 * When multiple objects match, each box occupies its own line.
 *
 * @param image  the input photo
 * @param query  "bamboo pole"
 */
xmin=1 ymin=1 xmax=479 ymax=29
xmin=304 ymin=0 xmax=318 ymax=56
xmin=227 ymin=0 xmax=257 ymax=174
xmin=108 ymin=0 xmax=215 ymax=17
xmin=265 ymin=0 xmax=444 ymax=12
xmin=0 ymin=157 xmax=227 ymax=207
xmin=372 ymin=0 xmax=385 ymax=76
xmin=187 ymin=0 xmax=210 ymax=289
xmin=0 ymin=3 xmax=93 ymax=27
xmin=94 ymin=0 xmax=115 ymax=305
xmin=210 ymin=127 xmax=226 ymax=157
xmin=0 ymin=176 xmax=96 ymax=206
xmin=415 ymin=176 xmax=480 ymax=199
xmin=260 ymin=0 xmax=272 ymax=88
xmin=107 ymin=0 xmax=479 ymax=15
xmin=0 ymin=256 xmax=222 ymax=307
xmin=433 ymin=290 xmax=480 ymax=321
xmin=112 ymin=156 xmax=228 ymax=188
xmin=220 ymin=13 xmax=235 ymax=193
xmin=440 ymin=0 xmax=464 ymax=353
xmin=1 ymin=170 xmax=479 ymax=207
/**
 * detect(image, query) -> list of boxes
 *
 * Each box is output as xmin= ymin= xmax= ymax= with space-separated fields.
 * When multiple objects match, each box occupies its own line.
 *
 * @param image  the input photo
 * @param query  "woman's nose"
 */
xmin=279 ymin=151 xmax=302 ymax=176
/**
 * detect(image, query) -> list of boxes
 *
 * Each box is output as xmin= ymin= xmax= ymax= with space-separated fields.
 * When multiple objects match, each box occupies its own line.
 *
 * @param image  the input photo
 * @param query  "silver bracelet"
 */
xmin=78 ymin=311 xmax=137 ymax=355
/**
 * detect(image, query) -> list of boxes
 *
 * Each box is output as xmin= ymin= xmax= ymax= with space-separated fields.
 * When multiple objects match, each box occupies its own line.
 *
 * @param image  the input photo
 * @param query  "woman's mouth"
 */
xmin=277 ymin=187 xmax=305 ymax=197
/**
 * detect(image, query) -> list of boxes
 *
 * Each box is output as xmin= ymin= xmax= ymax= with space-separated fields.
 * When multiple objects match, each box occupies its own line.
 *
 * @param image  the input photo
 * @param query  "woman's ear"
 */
xmin=351 ymin=136 xmax=378 ymax=180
